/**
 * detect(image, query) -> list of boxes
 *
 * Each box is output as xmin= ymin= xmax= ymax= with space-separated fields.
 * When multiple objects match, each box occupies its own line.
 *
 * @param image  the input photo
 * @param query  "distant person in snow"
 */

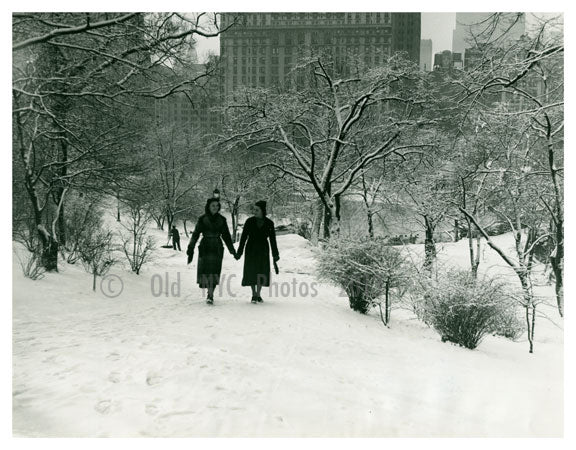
xmin=170 ymin=226 xmax=181 ymax=251
xmin=187 ymin=198 xmax=237 ymax=304
xmin=235 ymin=200 xmax=280 ymax=304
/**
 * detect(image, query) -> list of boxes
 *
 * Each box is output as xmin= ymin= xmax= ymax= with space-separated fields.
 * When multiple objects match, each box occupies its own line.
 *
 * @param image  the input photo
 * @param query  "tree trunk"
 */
xmin=310 ymin=199 xmax=323 ymax=244
xmin=550 ymin=243 xmax=563 ymax=317
xmin=360 ymin=173 xmax=375 ymax=239
xmin=231 ymin=196 xmax=240 ymax=242
xmin=519 ymin=271 xmax=536 ymax=354
xmin=322 ymin=205 xmax=332 ymax=241
xmin=166 ymin=211 xmax=175 ymax=239
xmin=327 ymin=194 xmax=342 ymax=238
xmin=154 ymin=216 xmax=165 ymax=230
xmin=466 ymin=216 xmax=481 ymax=278
xmin=453 ymin=219 xmax=460 ymax=242
xmin=37 ymin=225 xmax=59 ymax=272
xmin=367 ymin=210 xmax=375 ymax=239
xmin=56 ymin=195 xmax=66 ymax=246
xmin=423 ymin=215 xmax=437 ymax=274
xmin=384 ymin=280 xmax=391 ymax=325
xmin=543 ymin=87 xmax=564 ymax=318
xmin=54 ymin=137 xmax=68 ymax=246
xmin=16 ymin=109 xmax=59 ymax=272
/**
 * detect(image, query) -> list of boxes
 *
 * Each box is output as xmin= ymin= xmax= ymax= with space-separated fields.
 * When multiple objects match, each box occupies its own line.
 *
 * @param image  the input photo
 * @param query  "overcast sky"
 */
xmin=194 ymin=12 xmax=457 ymax=62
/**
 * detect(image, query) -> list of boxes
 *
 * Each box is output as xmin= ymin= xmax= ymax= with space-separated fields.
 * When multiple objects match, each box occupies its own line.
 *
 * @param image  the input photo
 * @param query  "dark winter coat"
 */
xmin=170 ymin=228 xmax=180 ymax=241
xmin=187 ymin=213 xmax=235 ymax=287
xmin=237 ymin=216 xmax=279 ymax=287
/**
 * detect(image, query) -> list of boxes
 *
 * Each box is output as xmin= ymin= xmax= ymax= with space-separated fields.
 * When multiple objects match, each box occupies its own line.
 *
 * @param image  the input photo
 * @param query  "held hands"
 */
xmin=186 ymin=250 xmax=193 ymax=265
xmin=234 ymin=251 xmax=242 ymax=261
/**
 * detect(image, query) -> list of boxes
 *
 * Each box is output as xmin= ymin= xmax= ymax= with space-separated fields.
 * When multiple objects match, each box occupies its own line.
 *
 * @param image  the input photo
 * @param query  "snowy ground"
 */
xmin=12 ymin=221 xmax=563 ymax=437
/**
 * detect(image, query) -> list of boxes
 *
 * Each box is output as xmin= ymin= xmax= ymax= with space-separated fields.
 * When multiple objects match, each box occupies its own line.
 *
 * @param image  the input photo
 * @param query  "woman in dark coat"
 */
xmin=235 ymin=200 xmax=280 ymax=303
xmin=187 ymin=198 xmax=236 ymax=304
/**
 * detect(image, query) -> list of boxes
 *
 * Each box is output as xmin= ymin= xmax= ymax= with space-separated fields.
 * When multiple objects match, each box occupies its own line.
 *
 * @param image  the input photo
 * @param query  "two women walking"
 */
xmin=186 ymin=198 xmax=280 ymax=305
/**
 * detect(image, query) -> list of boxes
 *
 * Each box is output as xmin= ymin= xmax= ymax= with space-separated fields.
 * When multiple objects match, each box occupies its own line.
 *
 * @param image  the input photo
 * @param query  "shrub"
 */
xmin=317 ymin=237 xmax=409 ymax=315
xmin=79 ymin=230 xmax=117 ymax=291
xmin=119 ymin=200 xmax=155 ymax=275
xmin=490 ymin=307 xmax=524 ymax=341
xmin=420 ymin=270 xmax=517 ymax=349
xmin=15 ymin=249 xmax=45 ymax=280
xmin=63 ymin=196 xmax=102 ymax=264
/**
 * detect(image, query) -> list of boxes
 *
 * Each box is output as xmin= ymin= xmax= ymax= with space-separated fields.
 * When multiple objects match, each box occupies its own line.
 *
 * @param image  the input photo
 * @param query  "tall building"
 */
xmin=153 ymin=63 xmax=221 ymax=132
xmin=391 ymin=13 xmax=421 ymax=62
xmin=452 ymin=13 xmax=525 ymax=64
xmin=219 ymin=12 xmax=421 ymax=98
xmin=420 ymin=38 xmax=432 ymax=71
xmin=433 ymin=50 xmax=463 ymax=71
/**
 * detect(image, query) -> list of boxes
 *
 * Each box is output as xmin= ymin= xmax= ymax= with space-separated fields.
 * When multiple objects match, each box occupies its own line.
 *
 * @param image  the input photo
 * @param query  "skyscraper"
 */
xmin=219 ymin=13 xmax=421 ymax=98
xmin=452 ymin=12 xmax=525 ymax=62
xmin=433 ymin=50 xmax=462 ymax=71
xmin=420 ymin=38 xmax=432 ymax=71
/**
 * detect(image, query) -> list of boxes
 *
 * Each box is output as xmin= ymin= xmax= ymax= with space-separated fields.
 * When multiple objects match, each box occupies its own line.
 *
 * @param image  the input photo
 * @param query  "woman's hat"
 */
xmin=255 ymin=200 xmax=267 ymax=216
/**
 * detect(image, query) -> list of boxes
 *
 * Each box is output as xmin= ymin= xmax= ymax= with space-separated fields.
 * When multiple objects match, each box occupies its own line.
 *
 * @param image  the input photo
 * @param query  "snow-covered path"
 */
xmin=13 ymin=233 xmax=563 ymax=437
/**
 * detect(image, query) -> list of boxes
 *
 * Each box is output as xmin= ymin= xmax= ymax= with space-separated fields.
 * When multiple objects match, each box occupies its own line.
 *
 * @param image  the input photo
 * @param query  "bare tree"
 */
xmin=79 ymin=230 xmax=116 ymax=291
xmin=459 ymin=111 xmax=548 ymax=354
xmin=13 ymin=13 xmax=231 ymax=271
xmin=143 ymin=124 xmax=211 ymax=236
xmin=119 ymin=198 xmax=155 ymax=275
xmin=223 ymin=55 xmax=435 ymax=240
xmin=456 ymin=13 xmax=564 ymax=316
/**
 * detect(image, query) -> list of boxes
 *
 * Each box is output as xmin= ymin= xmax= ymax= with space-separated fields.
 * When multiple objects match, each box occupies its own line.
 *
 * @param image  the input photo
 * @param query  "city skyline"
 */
xmin=194 ymin=12 xmax=558 ymax=63
xmin=194 ymin=12 xmax=456 ymax=62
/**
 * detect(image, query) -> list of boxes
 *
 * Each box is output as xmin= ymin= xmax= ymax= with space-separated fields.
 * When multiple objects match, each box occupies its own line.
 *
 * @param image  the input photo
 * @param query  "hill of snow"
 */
xmin=12 ymin=221 xmax=563 ymax=437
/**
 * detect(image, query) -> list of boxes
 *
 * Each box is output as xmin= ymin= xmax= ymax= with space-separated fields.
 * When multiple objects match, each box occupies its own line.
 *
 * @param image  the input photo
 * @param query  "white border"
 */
xmin=2 ymin=1 xmax=572 ymax=449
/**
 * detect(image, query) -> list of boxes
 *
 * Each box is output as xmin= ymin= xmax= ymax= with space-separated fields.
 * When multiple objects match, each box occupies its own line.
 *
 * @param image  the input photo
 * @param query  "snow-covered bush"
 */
xmin=490 ymin=307 xmax=524 ymax=341
xmin=419 ymin=270 xmax=517 ymax=349
xmin=317 ymin=237 xmax=409 ymax=315
xmin=79 ymin=230 xmax=116 ymax=291
xmin=16 ymin=249 xmax=45 ymax=280
xmin=119 ymin=200 xmax=154 ymax=275
xmin=63 ymin=196 xmax=102 ymax=264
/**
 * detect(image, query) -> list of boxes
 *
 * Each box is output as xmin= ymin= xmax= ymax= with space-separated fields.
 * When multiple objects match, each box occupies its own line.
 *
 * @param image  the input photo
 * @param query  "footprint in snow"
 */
xmin=95 ymin=400 xmax=112 ymax=415
xmin=42 ymin=355 xmax=58 ymax=364
xmin=106 ymin=352 xmax=121 ymax=361
xmin=145 ymin=403 xmax=159 ymax=416
xmin=146 ymin=371 xmax=163 ymax=386
xmin=108 ymin=371 xmax=122 ymax=383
